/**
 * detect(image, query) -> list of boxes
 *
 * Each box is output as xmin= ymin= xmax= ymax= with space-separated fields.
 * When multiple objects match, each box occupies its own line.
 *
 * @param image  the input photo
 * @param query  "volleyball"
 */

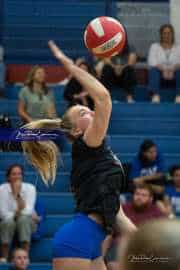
xmin=84 ymin=16 xmax=126 ymax=58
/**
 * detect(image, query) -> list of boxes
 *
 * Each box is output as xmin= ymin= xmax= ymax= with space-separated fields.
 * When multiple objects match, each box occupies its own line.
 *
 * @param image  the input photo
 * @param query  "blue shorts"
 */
xmin=53 ymin=213 xmax=106 ymax=260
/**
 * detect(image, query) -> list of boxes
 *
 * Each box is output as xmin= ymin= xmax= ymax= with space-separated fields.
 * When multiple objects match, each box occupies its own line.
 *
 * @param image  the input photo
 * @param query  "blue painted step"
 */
xmin=110 ymin=135 xmax=180 ymax=154
xmin=0 ymin=264 xmax=52 ymax=270
xmin=45 ymin=215 xmax=73 ymax=237
xmin=30 ymin=238 xmax=52 ymax=262
xmin=39 ymin=193 xmax=75 ymax=215
xmin=109 ymin=119 xmax=180 ymax=135
xmin=0 ymin=172 xmax=71 ymax=192
xmin=0 ymin=153 xmax=72 ymax=172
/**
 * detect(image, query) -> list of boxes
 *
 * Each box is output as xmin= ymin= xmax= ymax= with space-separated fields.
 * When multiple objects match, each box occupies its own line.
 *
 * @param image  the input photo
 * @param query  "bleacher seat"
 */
xmin=0 ymin=153 xmax=72 ymax=172
xmin=109 ymin=119 xmax=180 ymax=135
xmin=0 ymin=171 xmax=71 ymax=192
xmin=39 ymin=193 xmax=75 ymax=215
xmin=30 ymin=239 xmax=52 ymax=262
xmin=3 ymin=0 xmax=106 ymax=63
xmin=0 ymin=264 xmax=52 ymax=270
xmin=0 ymin=151 xmax=179 ymax=176
xmin=45 ymin=215 xmax=73 ymax=237
xmin=0 ymin=0 xmax=179 ymax=266
xmin=110 ymin=135 xmax=180 ymax=154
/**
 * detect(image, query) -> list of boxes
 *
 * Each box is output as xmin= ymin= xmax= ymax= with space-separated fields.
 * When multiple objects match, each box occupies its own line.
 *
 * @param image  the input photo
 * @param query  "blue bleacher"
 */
xmin=39 ymin=193 xmax=75 ymax=215
xmin=45 ymin=215 xmax=73 ymax=238
xmin=109 ymin=119 xmax=180 ymax=135
xmin=1 ymin=92 xmax=180 ymax=264
xmin=3 ymin=0 xmax=106 ymax=63
xmin=0 ymin=172 xmax=71 ymax=192
xmin=1 ymin=264 xmax=52 ymax=270
xmin=0 ymin=0 xmax=178 ymax=267
xmin=110 ymin=135 xmax=180 ymax=154
xmin=30 ymin=239 xmax=52 ymax=262
xmin=5 ymin=84 xmax=68 ymax=103
xmin=0 ymin=151 xmax=179 ymax=175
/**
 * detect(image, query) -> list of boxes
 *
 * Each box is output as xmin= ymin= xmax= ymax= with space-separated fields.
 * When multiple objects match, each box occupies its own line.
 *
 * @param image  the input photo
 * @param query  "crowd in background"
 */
xmin=0 ymin=23 xmax=180 ymax=269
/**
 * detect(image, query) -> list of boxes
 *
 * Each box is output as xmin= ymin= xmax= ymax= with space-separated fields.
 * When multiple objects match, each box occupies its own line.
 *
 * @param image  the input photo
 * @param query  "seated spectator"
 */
xmin=159 ymin=165 xmax=180 ymax=218
xmin=0 ymin=44 xmax=5 ymax=95
xmin=0 ymin=164 xmax=36 ymax=262
xmin=129 ymin=139 xmax=165 ymax=196
xmin=63 ymin=58 xmax=94 ymax=109
xmin=9 ymin=248 xmax=29 ymax=270
xmin=148 ymin=24 xmax=180 ymax=103
xmin=122 ymin=184 xmax=166 ymax=225
xmin=95 ymin=41 xmax=137 ymax=103
xmin=105 ymin=185 xmax=166 ymax=270
xmin=121 ymin=219 xmax=180 ymax=270
xmin=18 ymin=66 xmax=57 ymax=123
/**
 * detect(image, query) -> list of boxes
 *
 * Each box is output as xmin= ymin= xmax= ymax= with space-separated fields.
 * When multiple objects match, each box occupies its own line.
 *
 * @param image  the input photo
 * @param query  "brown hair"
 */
xmin=134 ymin=184 xmax=154 ymax=197
xmin=25 ymin=65 xmax=49 ymax=95
xmin=22 ymin=109 xmax=74 ymax=184
xmin=12 ymin=248 xmax=29 ymax=260
xmin=160 ymin=24 xmax=175 ymax=45
xmin=123 ymin=219 xmax=180 ymax=270
xmin=6 ymin=164 xmax=24 ymax=182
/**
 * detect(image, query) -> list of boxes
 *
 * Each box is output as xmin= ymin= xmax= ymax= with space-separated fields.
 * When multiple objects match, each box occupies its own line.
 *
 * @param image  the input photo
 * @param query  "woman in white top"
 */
xmin=148 ymin=24 xmax=180 ymax=103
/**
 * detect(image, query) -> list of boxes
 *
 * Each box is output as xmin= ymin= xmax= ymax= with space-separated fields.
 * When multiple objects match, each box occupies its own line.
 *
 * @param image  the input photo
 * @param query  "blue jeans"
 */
xmin=148 ymin=67 xmax=180 ymax=96
xmin=0 ymin=62 xmax=5 ymax=89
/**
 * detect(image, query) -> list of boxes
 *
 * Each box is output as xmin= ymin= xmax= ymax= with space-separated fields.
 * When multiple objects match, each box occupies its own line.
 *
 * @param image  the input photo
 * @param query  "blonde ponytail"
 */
xmin=21 ymin=119 xmax=62 ymax=185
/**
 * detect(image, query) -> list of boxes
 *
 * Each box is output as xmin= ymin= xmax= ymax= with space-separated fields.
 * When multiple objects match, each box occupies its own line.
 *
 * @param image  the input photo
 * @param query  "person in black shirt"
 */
xmin=22 ymin=41 xmax=136 ymax=270
xmin=64 ymin=59 xmax=94 ymax=110
xmin=96 ymin=42 xmax=137 ymax=103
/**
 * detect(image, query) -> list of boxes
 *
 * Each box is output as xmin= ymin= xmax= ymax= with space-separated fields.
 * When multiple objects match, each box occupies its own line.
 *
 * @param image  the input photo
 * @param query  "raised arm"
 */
xmin=48 ymin=41 xmax=112 ymax=146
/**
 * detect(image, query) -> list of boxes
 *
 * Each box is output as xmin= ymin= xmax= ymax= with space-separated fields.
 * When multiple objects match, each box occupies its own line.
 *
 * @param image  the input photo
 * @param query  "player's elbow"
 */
xmin=100 ymin=89 xmax=111 ymax=104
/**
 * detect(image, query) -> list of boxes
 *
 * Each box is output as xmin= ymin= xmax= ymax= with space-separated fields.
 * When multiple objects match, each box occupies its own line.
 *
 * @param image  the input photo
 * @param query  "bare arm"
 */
xmin=117 ymin=205 xmax=137 ymax=234
xmin=134 ymin=172 xmax=163 ymax=183
xmin=143 ymin=173 xmax=163 ymax=181
xmin=18 ymin=100 xmax=32 ymax=123
xmin=48 ymin=41 xmax=112 ymax=146
xmin=156 ymin=195 xmax=174 ymax=217
xmin=127 ymin=52 xmax=137 ymax=66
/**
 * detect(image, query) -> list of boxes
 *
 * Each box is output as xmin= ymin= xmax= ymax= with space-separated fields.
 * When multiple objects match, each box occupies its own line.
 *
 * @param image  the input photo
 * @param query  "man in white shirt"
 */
xmin=0 ymin=164 xmax=37 ymax=262
xmin=0 ymin=45 xmax=5 ymax=94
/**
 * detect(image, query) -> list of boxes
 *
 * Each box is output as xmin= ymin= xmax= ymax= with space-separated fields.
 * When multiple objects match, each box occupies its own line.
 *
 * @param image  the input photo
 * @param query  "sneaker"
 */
xmin=151 ymin=94 xmax=160 ymax=103
xmin=175 ymin=95 xmax=180 ymax=104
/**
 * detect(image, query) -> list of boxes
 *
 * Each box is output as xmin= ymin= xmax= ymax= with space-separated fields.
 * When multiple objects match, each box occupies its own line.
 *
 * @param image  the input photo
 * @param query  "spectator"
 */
xmin=159 ymin=165 xmax=180 ymax=218
xmin=9 ymin=248 xmax=29 ymax=270
xmin=148 ymin=24 xmax=180 ymax=103
xmin=105 ymin=185 xmax=165 ymax=270
xmin=18 ymin=66 xmax=57 ymax=123
xmin=95 ymin=42 xmax=137 ymax=102
xmin=63 ymin=58 xmax=94 ymax=109
xmin=129 ymin=139 xmax=165 ymax=196
xmin=121 ymin=219 xmax=180 ymax=270
xmin=122 ymin=184 xmax=166 ymax=225
xmin=0 ymin=164 xmax=36 ymax=262
xmin=0 ymin=44 xmax=5 ymax=95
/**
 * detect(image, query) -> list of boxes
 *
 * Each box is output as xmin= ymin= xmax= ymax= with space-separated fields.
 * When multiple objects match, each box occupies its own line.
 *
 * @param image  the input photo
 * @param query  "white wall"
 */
xmin=170 ymin=0 xmax=180 ymax=45
xmin=116 ymin=2 xmax=169 ymax=59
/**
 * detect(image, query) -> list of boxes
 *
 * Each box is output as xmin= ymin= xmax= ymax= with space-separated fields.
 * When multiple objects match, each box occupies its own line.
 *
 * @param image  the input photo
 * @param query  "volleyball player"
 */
xmin=22 ymin=41 xmax=136 ymax=270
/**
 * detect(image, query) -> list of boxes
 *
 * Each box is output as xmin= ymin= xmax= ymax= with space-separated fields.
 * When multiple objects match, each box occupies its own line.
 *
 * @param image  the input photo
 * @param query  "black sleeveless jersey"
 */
xmin=70 ymin=137 xmax=126 ymax=233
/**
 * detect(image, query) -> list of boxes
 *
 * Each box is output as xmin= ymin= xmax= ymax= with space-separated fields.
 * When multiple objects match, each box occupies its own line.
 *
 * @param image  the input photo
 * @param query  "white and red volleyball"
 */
xmin=84 ymin=16 xmax=126 ymax=58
